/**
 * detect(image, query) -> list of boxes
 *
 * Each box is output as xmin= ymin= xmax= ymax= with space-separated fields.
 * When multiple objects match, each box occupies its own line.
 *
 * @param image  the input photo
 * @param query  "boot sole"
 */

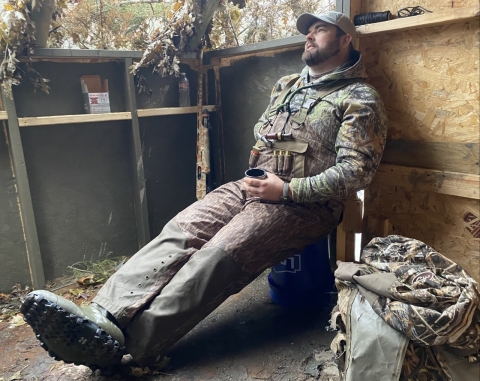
xmin=20 ymin=292 xmax=124 ymax=368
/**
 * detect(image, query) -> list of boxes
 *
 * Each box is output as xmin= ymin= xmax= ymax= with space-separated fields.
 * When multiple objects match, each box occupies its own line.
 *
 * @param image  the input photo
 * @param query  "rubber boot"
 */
xmin=21 ymin=290 xmax=125 ymax=368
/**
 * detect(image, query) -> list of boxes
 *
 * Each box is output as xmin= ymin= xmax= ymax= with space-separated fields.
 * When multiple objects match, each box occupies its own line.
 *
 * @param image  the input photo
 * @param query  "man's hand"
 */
xmin=243 ymin=172 xmax=285 ymax=201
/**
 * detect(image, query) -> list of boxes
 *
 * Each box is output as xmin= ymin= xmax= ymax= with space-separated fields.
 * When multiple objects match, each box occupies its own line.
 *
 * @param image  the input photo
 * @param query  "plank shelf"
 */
xmin=137 ymin=105 xmax=216 ymax=118
xmin=356 ymin=5 xmax=479 ymax=37
xmin=7 ymin=106 xmax=216 ymax=127
xmin=18 ymin=112 xmax=132 ymax=127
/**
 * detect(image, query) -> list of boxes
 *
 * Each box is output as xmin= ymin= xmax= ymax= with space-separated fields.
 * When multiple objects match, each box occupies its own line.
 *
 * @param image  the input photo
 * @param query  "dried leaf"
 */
xmin=0 ymin=293 xmax=11 ymax=303
xmin=68 ymin=288 xmax=84 ymax=296
xmin=8 ymin=371 xmax=22 ymax=381
xmin=130 ymin=367 xmax=152 ymax=377
xmin=77 ymin=275 xmax=97 ymax=286
xmin=8 ymin=314 xmax=26 ymax=328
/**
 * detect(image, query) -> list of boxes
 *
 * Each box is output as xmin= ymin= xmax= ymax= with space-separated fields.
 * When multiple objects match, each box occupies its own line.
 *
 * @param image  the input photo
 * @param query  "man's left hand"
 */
xmin=243 ymin=172 xmax=285 ymax=201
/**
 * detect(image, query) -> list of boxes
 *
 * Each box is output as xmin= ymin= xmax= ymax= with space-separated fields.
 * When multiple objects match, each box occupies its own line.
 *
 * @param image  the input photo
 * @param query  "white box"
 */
xmin=80 ymin=75 xmax=111 ymax=114
xmin=86 ymin=92 xmax=110 ymax=114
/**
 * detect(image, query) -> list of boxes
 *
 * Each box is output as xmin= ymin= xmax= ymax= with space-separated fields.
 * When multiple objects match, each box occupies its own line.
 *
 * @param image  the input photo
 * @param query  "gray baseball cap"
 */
xmin=296 ymin=11 xmax=356 ymax=44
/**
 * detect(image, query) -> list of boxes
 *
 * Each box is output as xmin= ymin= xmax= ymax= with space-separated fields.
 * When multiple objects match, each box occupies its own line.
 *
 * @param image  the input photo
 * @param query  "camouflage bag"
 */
xmin=330 ymin=235 xmax=480 ymax=381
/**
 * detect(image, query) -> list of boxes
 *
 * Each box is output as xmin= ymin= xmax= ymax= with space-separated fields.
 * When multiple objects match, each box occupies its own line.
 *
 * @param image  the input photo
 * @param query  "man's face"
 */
xmin=302 ymin=21 xmax=341 ymax=67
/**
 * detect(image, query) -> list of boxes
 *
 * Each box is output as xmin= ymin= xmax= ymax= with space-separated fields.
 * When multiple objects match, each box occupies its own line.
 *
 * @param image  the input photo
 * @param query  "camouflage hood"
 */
xmin=298 ymin=50 xmax=368 ymax=85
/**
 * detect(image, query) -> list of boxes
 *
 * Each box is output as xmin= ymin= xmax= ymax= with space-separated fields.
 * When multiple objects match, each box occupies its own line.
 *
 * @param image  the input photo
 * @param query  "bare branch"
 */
xmin=226 ymin=7 xmax=239 ymax=46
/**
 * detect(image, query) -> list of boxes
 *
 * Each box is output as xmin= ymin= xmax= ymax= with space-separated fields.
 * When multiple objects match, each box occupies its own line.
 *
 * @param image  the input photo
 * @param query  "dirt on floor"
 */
xmin=0 ymin=273 xmax=340 ymax=381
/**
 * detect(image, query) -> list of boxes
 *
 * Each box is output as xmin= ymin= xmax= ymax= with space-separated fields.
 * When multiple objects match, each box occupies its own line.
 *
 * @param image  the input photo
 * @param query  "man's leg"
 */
xmin=93 ymin=180 xmax=246 ymax=326
xmin=21 ymin=181 xmax=246 ymax=367
xmin=122 ymin=199 xmax=341 ymax=365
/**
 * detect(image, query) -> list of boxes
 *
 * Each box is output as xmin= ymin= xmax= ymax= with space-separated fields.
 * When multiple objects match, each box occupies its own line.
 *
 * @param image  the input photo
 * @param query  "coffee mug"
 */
xmin=245 ymin=168 xmax=267 ymax=179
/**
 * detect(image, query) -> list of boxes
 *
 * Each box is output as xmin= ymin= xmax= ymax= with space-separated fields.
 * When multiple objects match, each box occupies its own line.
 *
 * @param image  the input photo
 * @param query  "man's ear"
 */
xmin=341 ymin=34 xmax=353 ymax=49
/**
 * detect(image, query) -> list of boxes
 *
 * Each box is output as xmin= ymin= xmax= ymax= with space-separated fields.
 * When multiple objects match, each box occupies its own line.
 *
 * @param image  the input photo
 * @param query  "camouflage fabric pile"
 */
xmin=330 ymin=235 xmax=480 ymax=381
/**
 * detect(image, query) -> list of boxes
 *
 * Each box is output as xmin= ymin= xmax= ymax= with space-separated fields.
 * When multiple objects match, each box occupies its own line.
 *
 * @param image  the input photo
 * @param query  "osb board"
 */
xmin=365 ymin=182 xmax=480 ymax=283
xmin=361 ymin=0 xmax=479 ymax=15
xmin=360 ymin=21 xmax=479 ymax=142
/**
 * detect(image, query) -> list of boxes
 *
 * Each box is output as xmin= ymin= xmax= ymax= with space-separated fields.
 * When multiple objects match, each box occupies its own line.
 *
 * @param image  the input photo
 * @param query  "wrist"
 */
xmin=280 ymin=181 xmax=291 ymax=203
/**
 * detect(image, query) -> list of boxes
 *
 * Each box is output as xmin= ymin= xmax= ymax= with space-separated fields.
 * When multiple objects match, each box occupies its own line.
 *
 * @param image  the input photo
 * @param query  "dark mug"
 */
xmin=245 ymin=168 xmax=267 ymax=179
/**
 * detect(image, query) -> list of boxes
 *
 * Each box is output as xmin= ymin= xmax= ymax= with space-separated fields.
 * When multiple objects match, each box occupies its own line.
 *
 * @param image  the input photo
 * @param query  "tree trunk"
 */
xmin=30 ymin=0 xmax=55 ymax=48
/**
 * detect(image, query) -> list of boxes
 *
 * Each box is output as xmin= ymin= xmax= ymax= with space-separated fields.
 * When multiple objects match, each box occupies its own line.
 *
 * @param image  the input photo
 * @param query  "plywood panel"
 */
xmin=360 ymin=21 xmax=479 ymax=142
xmin=361 ymin=0 xmax=479 ymax=15
xmin=382 ymin=141 xmax=479 ymax=174
xmin=372 ymin=164 xmax=479 ymax=199
xmin=359 ymin=1 xmax=479 ymax=284
xmin=364 ymin=182 xmax=480 ymax=283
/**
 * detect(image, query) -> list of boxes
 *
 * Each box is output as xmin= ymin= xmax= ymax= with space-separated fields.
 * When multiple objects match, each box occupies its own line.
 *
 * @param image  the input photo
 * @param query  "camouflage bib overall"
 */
xmin=93 ymin=78 xmax=357 ymax=366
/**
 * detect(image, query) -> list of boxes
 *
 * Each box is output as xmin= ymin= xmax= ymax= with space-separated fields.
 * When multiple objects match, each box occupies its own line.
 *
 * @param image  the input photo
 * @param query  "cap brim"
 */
xmin=296 ymin=13 xmax=322 ymax=35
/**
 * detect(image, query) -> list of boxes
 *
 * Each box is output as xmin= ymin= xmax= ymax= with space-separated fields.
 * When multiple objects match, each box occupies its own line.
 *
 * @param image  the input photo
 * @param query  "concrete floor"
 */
xmin=0 ymin=273 xmax=340 ymax=381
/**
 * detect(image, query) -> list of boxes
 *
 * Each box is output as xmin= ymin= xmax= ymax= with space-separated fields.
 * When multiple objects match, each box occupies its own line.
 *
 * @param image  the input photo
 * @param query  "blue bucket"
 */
xmin=268 ymin=237 xmax=334 ymax=309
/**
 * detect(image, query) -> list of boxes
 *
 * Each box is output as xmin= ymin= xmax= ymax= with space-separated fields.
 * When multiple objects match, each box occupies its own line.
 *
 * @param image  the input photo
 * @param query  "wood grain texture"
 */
xmin=137 ymin=105 xmax=215 ymax=118
xmin=360 ymin=0 xmax=479 ymax=15
xmin=364 ymin=182 xmax=480 ymax=282
xmin=356 ymin=5 xmax=479 ymax=37
xmin=18 ymin=112 xmax=132 ymax=126
xmin=372 ymin=164 xmax=480 ymax=199
xmin=361 ymin=22 xmax=479 ymax=143
xmin=381 ymin=141 xmax=479 ymax=175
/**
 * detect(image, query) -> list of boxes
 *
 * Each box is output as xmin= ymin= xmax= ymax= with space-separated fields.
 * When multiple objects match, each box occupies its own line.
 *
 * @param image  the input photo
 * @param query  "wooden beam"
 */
xmin=336 ymin=221 xmax=356 ymax=263
xmin=361 ymin=215 xmax=390 ymax=248
xmin=15 ymin=107 xmax=217 ymax=125
xmin=213 ymin=66 xmax=226 ymax=185
xmin=356 ymin=5 xmax=480 ymax=37
xmin=342 ymin=195 xmax=363 ymax=234
xmin=124 ymin=58 xmax=150 ymax=248
xmin=335 ymin=194 xmax=361 ymax=263
xmin=18 ymin=112 xmax=132 ymax=127
xmin=336 ymin=221 xmax=347 ymax=263
xmin=204 ymin=35 xmax=305 ymax=62
xmin=187 ymin=0 xmax=222 ymax=51
xmin=382 ymin=141 xmax=479 ymax=175
xmin=372 ymin=164 xmax=480 ymax=200
xmin=1 ymin=88 xmax=45 ymax=289
xmin=349 ymin=0 xmax=362 ymax=21
xmin=336 ymin=0 xmax=361 ymax=20
xmin=137 ymin=105 xmax=215 ymax=118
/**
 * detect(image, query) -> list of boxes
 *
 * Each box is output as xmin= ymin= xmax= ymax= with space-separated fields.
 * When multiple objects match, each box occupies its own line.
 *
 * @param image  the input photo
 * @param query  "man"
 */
xmin=21 ymin=11 xmax=387 ymax=368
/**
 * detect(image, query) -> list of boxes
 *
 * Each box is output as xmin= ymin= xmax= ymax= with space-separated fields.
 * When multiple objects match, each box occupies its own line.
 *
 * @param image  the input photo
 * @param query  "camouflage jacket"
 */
xmin=335 ymin=235 xmax=480 ymax=350
xmin=253 ymin=52 xmax=388 ymax=203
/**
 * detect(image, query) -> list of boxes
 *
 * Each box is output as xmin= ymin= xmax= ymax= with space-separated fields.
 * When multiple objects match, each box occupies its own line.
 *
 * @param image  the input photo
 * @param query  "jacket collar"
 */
xmin=300 ymin=51 xmax=368 ymax=85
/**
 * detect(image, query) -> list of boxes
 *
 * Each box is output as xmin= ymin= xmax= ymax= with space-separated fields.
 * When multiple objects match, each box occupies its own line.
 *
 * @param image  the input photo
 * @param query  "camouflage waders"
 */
xmin=94 ymin=53 xmax=388 ymax=365
xmin=93 ymin=76 xmax=348 ymax=364
xmin=94 ymin=181 xmax=341 ymax=364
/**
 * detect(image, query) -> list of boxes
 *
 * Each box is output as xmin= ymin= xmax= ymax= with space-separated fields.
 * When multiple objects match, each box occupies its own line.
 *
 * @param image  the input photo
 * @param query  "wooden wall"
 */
xmin=358 ymin=1 xmax=479 ymax=281
xmin=360 ymin=0 xmax=478 ymax=14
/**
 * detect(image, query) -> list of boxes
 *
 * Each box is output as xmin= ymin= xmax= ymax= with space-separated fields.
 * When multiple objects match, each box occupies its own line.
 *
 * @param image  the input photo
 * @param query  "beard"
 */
xmin=302 ymin=38 xmax=341 ymax=67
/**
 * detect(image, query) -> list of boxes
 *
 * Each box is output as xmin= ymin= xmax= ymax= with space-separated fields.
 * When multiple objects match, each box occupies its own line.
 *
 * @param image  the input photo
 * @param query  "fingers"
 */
xmin=243 ymin=177 xmax=263 ymax=188
xmin=243 ymin=178 xmax=261 ymax=197
xmin=242 ymin=173 xmax=283 ymax=201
